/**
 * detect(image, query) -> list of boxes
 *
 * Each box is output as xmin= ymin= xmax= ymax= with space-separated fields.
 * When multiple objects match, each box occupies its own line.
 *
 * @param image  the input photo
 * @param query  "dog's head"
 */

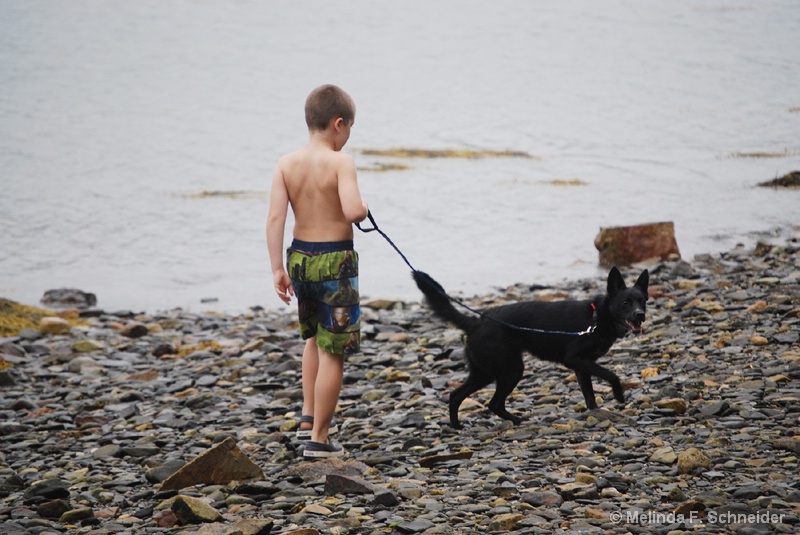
xmin=606 ymin=267 xmax=649 ymax=337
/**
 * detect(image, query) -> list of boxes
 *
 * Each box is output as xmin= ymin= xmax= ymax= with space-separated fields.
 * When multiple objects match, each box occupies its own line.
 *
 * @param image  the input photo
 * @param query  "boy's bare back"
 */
xmin=276 ymin=141 xmax=363 ymax=242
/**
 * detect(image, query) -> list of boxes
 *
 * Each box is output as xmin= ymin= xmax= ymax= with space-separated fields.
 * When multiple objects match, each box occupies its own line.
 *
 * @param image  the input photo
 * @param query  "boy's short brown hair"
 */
xmin=305 ymin=84 xmax=355 ymax=131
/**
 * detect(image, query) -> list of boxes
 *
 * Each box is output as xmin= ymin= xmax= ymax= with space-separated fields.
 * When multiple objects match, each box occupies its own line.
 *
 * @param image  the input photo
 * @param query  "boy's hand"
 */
xmin=273 ymin=269 xmax=294 ymax=305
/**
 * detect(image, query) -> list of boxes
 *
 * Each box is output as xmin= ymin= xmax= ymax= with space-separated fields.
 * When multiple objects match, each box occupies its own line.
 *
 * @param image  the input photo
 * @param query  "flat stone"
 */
xmin=700 ymin=400 xmax=731 ymax=417
xmin=160 ymin=437 xmax=264 ymax=490
xmin=418 ymin=449 xmax=473 ymax=468
xmin=171 ymin=495 xmax=221 ymax=524
xmin=59 ymin=507 xmax=94 ymax=523
xmin=650 ymin=446 xmax=677 ymax=464
xmin=324 ymin=474 xmax=376 ymax=496
xmin=24 ymin=478 xmax=70 ymax=500
xmin=395 ymin=518 xmax=435 ymax=533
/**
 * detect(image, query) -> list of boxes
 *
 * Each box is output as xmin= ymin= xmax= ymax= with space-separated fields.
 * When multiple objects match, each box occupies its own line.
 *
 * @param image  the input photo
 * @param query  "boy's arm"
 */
xmin=266 ymin=165 xmax=294 ymax=305
xmin=337 ymin=154 xmax=368 ymax=223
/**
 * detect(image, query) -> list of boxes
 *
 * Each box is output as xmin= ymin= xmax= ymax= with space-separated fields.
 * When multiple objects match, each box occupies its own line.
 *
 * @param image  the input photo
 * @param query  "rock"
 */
xmin=773 ymin=438 xmax=800 ymax=455
xmin=189 ymin=524 xmax=244 ymax=535
xmin=232 ymin=519 xmax=274 ymax=535
xmin=673 ymin=500 xmax=705 ymax=517
xmin=154 ymin=509 xmax=180 ymax=528
xmin=41 ymin=288 xmax=97 ymax=309
xmin=372 ymin=490 xmax=400 ymax=507
xmin=650 ymin=446 xmax=677 ymax=464
xmin=324 ymin=474 xmax=376 ymax=496
xmin=71 ymin=339 xmax=105 ymax=353
xmin=37 ymin=499 xmax=71 ymax=519
xmin=395 ymin=518 xmax=435 ymax=533
xmin=557 ymin=482 xmax=599 ymax=500
xmin=59 ymin=507 xmax=95 ymax=523
xmin=641 ymin=367 xmax=660 ymax=379
xmin=302 ymin=503 xmax=332 ymax=516
xmin=363 ymin=299 xmax=403 ymax=310
xmin=285 ymin=458 xmax=368 ymax=483
xmin=758 ymin=170 xmax=800 ymax=189
xmin=160 ymin=437 xmax=264 ymax=490
xmin=489 ymin=513 xmax=525 ymax=531
xmin=700 ymin=400 xmax=731 ymax=417
xmin=24 ymin=478 xmax=70 ymax=500
xmin=145 ymin=460 xmax=187 ymax=483
xmin=93 ymin=444 xmax=122 ymax=459
xmin=171 ymin=495 xmax=221 ymax=524
xmin=39 ymin=316 xmax=71 ymax=335
xmin=121 ymin=322 xmax=149 ymax=338
xmin=677 ymin=447 xmax=710 ymax=474
xmin=594 ymin=221 xmax=681 ymax=265
xmin=418 ymin=449 xmax=473 ymax=468
xmin=655 ymin=398 xmax=687 ymax=414
xmin=584 ymin=507 xmax=608 ymax=520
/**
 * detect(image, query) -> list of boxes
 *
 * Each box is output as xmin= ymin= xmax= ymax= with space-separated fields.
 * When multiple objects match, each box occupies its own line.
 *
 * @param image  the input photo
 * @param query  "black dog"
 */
xmin=413 ymin=267 xmax=649 ymax=429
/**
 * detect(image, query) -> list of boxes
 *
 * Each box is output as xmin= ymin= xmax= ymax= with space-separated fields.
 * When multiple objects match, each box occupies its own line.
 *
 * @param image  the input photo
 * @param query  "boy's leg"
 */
xmin=310 ymin=348 xmax=344 ymax=444
xmin=300 ymin=338 xmax=319 ymax=432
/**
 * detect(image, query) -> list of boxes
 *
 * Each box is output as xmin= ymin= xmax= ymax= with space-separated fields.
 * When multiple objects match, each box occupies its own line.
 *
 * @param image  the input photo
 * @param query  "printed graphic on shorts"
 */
xmin=287 ymin=247 xmax=361 ymax=355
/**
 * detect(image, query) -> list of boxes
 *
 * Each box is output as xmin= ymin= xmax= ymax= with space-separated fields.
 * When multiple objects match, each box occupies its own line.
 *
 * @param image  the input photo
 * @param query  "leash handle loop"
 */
xmin=355 ymin=210 xmax=379 ymax=233
xmin=356 ymin=210 xmax=416 ymax=272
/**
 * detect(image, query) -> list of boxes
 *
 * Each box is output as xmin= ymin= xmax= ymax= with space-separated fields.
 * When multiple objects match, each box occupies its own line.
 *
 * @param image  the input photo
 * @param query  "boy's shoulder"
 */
xmin=276 ymin=147 xmax=355 ymax=181
xmin=282 ymin=145 xmax=354 ymax=165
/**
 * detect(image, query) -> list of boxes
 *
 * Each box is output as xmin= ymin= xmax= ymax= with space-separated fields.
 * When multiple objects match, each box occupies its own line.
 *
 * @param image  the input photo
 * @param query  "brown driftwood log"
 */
xmin=595 ymin=222 xmax=681 ymax=266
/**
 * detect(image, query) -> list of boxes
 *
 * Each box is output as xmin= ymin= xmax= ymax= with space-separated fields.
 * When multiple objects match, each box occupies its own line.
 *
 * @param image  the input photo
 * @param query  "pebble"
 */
xmin=1 ymin=234 xmax=799 ymax=533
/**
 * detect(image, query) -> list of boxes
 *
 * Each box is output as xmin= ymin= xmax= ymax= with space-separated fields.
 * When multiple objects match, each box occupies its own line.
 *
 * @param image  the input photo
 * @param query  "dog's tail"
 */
xmin=413 ymin=271 xmax=479 ymax=332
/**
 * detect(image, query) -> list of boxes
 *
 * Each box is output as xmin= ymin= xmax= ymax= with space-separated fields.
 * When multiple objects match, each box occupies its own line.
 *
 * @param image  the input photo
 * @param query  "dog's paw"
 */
xmin=509 ymin=415 xmax=524 ymax=426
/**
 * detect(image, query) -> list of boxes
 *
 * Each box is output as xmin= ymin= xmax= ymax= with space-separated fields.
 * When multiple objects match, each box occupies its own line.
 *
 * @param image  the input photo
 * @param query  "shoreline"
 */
xmin=1 ymin=232 xmax=799 ymax=534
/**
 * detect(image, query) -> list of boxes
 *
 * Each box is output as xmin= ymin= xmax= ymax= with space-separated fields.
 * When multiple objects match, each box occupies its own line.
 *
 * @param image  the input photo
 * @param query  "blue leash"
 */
xmin=357 ymin=211 xmax=593 ymax=336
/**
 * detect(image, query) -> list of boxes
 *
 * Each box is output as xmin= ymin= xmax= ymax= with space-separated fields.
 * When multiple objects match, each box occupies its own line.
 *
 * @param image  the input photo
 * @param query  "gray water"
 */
xmin=2 ymin=0 xmax=799 ymax=314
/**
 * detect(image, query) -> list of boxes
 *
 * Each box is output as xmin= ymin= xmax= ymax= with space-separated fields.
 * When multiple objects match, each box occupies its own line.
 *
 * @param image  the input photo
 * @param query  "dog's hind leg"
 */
xmin=486 ymin=357 xmax=524 ymax=425
xmin=449 ymin=374 xmax=492 ymax=429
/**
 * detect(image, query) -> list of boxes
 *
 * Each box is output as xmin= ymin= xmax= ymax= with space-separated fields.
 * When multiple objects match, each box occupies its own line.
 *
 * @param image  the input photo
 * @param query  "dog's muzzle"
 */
xmin=623 ymin=311 xmax=646 ymax=334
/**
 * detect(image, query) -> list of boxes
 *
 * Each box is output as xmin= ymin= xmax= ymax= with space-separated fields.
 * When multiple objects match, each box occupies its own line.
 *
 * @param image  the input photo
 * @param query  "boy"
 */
xmin=266 ymin=84 xmax=368 ymax=459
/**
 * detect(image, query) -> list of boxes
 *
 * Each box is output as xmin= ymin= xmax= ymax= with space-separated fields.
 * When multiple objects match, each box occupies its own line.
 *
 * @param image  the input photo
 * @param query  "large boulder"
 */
xmin=595 ymin=222 xmax=680 ymax=266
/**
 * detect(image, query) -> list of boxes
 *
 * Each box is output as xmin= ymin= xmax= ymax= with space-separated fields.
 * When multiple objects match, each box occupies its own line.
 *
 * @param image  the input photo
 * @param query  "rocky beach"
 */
xmin=1 ymin=231 xmax=799 ymax=535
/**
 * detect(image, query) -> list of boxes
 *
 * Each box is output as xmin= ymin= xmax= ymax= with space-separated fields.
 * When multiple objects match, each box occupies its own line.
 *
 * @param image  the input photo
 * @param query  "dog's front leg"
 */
xmin=587 ymin=362 xmax=625 ymax=404
xmin=566 ymin=357 xmax=626 ymax=408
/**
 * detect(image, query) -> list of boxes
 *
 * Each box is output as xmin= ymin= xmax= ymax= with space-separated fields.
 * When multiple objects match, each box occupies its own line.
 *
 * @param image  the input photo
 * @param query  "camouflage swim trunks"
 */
xmin=287 ymin=239 xmax=360 ymax=356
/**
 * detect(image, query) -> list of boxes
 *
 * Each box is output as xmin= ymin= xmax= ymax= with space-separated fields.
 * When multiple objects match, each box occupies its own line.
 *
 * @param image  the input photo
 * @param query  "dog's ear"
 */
xmin=607 ymin=266 xmax=626 ymax=296
xmin=635 ymin=269 xmax=649 ymax=297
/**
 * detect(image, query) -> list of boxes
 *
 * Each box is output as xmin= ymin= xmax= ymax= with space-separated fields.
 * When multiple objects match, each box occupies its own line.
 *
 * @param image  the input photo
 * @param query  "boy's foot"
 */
xmin=295 ymin=415 xmax=338 ymax=441
xmin=303 ymin=440 xmax=345 ymax=459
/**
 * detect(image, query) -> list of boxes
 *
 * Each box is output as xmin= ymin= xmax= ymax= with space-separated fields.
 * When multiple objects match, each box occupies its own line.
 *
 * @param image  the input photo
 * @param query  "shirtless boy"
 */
xmin=266 ymin=84 xmax=368 ymax=459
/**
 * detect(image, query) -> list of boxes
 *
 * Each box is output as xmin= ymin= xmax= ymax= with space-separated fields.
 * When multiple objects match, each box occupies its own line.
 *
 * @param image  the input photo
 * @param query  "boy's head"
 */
xmin=305 ymin=84 xmax=355 ymax=131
